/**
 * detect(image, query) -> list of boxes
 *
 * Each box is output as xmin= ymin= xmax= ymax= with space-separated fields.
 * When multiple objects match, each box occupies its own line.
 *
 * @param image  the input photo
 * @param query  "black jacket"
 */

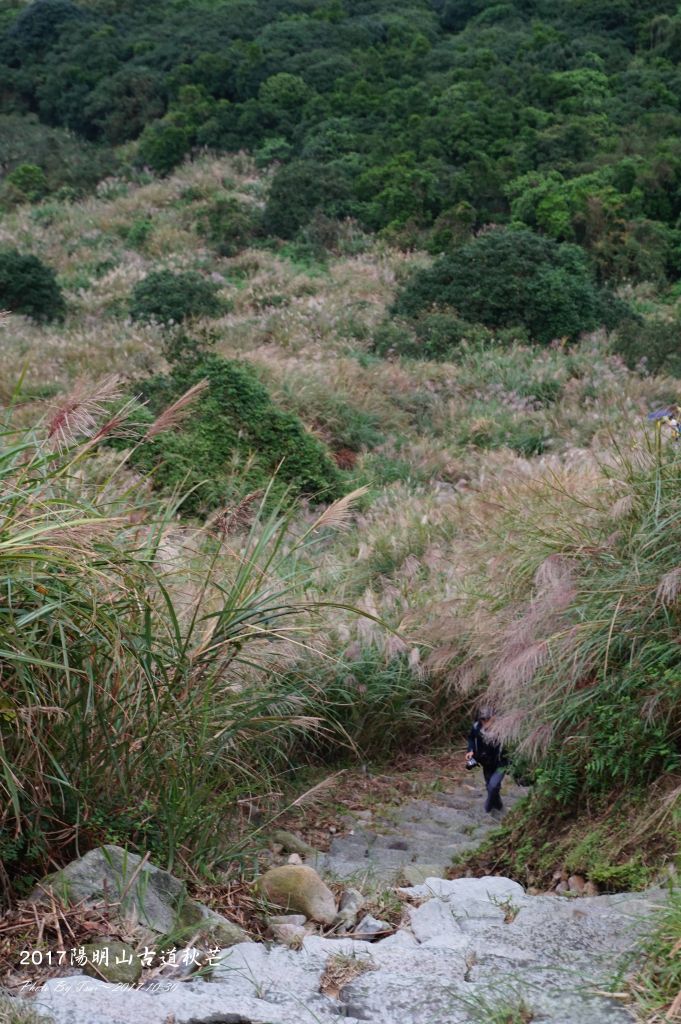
xmin=467 ymin=720 xmax=508 ymax=770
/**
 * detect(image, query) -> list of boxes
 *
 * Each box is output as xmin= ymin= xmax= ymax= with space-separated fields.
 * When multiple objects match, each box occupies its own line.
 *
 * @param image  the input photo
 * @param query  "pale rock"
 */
xmin=398 ymin=875 xmax=526 ymax=904
xmin=354 ymin=913 xmax=390 ymax=938
xmin=568 ymin=874 xmax=586 ymax=895
xmin=303 ymin=934 xmax=373 ymax=956
xmin=287 ymin=853 xmax=303 ymax=865
xmin=257 ymin=864 xmax=337 ymax=924
xmin=270 ymin=922 xmax=307 ymax=945
xmin=407 ymin=899 xmax=467 ymax=949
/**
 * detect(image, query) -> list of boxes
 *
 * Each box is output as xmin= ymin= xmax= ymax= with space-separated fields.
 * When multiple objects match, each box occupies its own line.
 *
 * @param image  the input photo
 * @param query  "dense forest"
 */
xmin=3 ymin=0 xmax=681 ymax=285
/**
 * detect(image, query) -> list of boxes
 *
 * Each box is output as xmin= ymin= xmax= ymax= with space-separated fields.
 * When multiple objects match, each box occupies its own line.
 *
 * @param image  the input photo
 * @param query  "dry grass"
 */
xmin=2 ymin=153 xmax=680 ymax=902
xmin=319 ymin=950 xmax=375 ymax=998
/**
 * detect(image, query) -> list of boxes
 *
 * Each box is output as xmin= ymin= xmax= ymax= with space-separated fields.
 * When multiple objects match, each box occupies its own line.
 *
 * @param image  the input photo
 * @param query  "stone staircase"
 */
xmin=317 ymin=776 xmax=527 ymax=884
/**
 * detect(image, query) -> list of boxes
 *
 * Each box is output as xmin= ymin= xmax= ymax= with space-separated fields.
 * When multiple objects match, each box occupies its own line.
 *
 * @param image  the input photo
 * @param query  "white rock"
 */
xmin=268 ymin=914 xmax=307 ymax=926
xmin=354 ymin=913 xmax=390 ymax=937
xmin=303 ymin=935 xmax=374 ymax=957
xmin=398 ymin=875 xmax=526 ymax=904
xmin=271 ymin=923 xmax=307 ymax=945
xmin=407 ymin=900 xmax=468 ymax=949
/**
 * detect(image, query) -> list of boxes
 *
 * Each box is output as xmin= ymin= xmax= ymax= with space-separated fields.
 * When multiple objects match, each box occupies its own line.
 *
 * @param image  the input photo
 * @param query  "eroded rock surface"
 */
xmin=17 ymin=780 xmax=666 ymax=1024
xmin=317 ymin=778 xmax=528 ymax=883
xmin=24 ymin=877 xmax=663 ymax=1024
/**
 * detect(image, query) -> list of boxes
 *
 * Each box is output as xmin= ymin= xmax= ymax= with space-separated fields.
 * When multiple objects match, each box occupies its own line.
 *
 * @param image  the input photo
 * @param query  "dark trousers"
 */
xmin=483 ymin=766 xmax=504 ymax=812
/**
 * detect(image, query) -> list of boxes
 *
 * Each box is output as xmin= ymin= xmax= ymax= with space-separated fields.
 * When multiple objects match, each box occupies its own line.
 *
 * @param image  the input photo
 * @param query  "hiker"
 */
xmin=465 ymin=706 xmax=508 ymax=813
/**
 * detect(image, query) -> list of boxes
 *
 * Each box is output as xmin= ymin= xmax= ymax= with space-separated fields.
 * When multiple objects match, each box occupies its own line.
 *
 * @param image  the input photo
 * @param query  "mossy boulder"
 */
xmin=82 ymin=940 xmax=141 ymax=985
xmin=270 ymin=830 xmax=318 ymax=858
xmin=33 ymin=845 xmax=247 ymax=945
xmin=256 ymin=865 xmax=337 ymax=924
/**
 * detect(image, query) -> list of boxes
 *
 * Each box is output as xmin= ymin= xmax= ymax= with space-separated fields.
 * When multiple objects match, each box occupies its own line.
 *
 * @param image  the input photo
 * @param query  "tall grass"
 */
xmin=432 ymin=422 xmax=681 ymax=815
xmin=0 ymin=378 xmax=372 ymax=891
xmin=631 ymin=887 xmax=681 ymax=1022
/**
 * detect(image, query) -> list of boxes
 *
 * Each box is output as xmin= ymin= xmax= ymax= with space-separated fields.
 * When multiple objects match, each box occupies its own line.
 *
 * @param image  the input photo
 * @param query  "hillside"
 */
xmin=0 ymin=0 xmax=680 ymax=1020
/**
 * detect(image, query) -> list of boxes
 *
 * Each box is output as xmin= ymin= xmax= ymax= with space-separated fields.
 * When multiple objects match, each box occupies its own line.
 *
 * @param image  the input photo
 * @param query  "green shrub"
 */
xmin=0 ymin=248 xmax=65 ymax=322
xmin=137 ymin=121 xmax=191 ymax=175
xmin=373 ymin=314 xmax=529 ymax=360
xmin=132 ymin=351 xmax=343 ymax=515
xmin=196 ymin=196 xmax=262 ymax=257
xmin=264 ymin=159 xmax=353 ymax=239
xmin=129 ymin=269 xmax=223 ymax=325
xmin=393 ymin=228 xmax=628 ymax=344
xmin=5 ymin=162 xmax=47 ymax=202
xmin=254 ymin=135 xmax=293 ymax=168
xmin=124 ymin=217 xmax=154 ymax=250
xmin=0 ymin=115 xmax=113 ymax=207
xmin=371 ymin=321 xmax=420 ymax=358
xmin=613 ymin=314 xmax=681 ymax=375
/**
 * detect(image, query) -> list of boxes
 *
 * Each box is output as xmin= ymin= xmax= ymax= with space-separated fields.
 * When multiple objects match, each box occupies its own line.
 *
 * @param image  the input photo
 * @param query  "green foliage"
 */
xmin=254 ymin=136 xmax=293 ymax=168
xmin=264 ymin=160 xmax=352 ymax=239
xmin=132 ymin=348 xmax=343 ymax=516
xmin=632 ymin=887 xmax=681 ymax=1021
xmin=129 ymin=269 xmax=223 ymax=326
xmin=614 ymin=314 xmax=681 ymax=376
xmin=137 ymin=123 xmax=191 ymax=176
xmin=2 ymin=0 xmax=681 ymax=295
xmin=196 ymin=196 xmax=262 ymax=257
xmin=5 ymin=163 xmax=47 ymax=202
xmin=392 ymin=228 xmax=626 ymax=344
xmin=0 ymin=116 xmax=113 ymax=206
xmin=0 ymin=248 xmax=65 ymax=322
xmin=0 ymin=397 xmax=365 ymax=880
xmin=372 ymin=313 xmax=530 ymax=361
xmin=286 ymin=651 xmax=431 ymax=761
xmin=123 ymin=217 xmax=154 ymax=251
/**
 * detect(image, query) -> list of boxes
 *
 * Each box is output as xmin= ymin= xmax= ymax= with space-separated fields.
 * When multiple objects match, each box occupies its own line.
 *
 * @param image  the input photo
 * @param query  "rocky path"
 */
xmin=24 ymin=769 xmax=664 ymax=1024
xmin=317 ymin=772 xmax=528 ymax=884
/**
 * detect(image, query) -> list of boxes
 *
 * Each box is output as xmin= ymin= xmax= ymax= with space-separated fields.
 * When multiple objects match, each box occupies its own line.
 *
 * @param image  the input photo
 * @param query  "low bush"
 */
xmin=137 ymin=121 xmax=191 ymax=176
xmin=393 ymin=227 xmax=628 ymax=344
xmin=0 ymin=248 xmax=65 ymax=322
xmin=129 ymin=269 xmax=223 ymax=325
xmin=372 ymin=314 xmax=526 ymax=360
xmin=131 ymin=349 xmax=343 ymax=516
xmin=196 ymin=196 xmax=262 ymax=257
xmin=614 ymin=315 xmax=681 ymax=376
xmin=5 ymin=163 xmax=47 ymax=202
